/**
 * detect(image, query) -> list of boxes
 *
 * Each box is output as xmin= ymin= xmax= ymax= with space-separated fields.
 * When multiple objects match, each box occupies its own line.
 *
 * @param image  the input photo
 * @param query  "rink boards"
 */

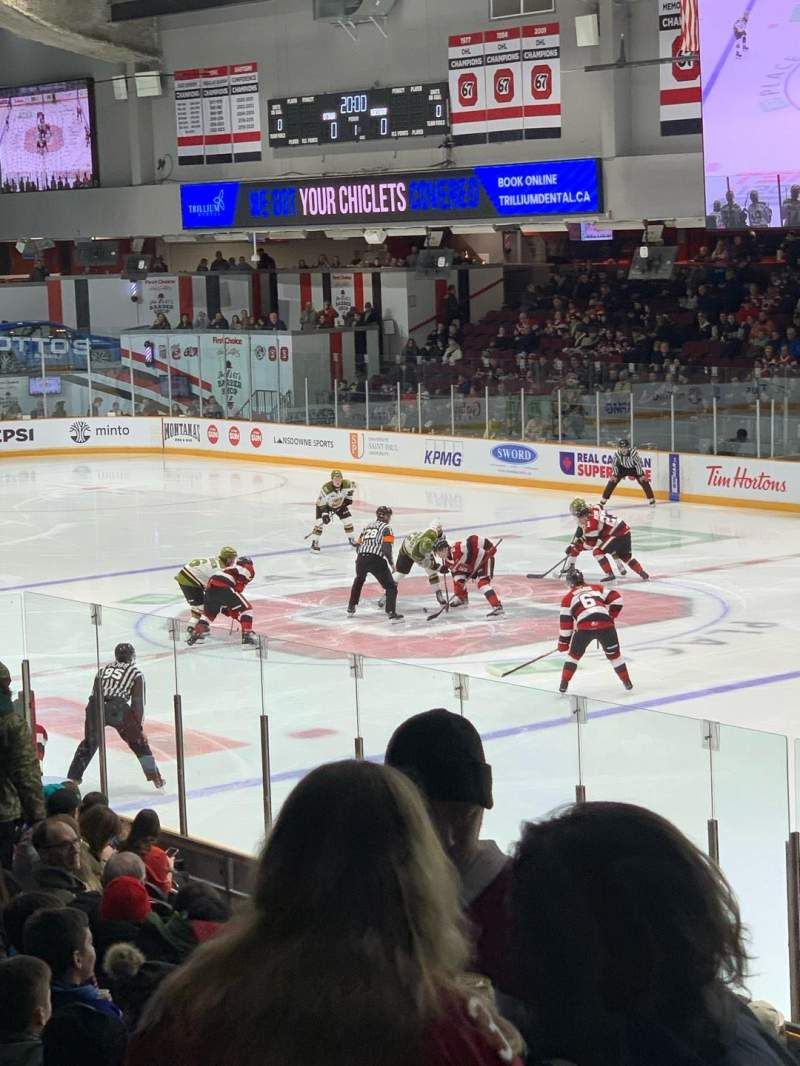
xmin=0 ymin=415 xmax=797 ymax=511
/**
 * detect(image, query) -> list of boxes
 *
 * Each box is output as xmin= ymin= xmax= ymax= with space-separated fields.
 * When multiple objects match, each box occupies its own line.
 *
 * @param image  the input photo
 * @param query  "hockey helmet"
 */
xmin=115 ymin=642 xmax=135 ymax=664
xmin=376 ymin=505 xmax=393 ymax=522
xmin=218 ymin=546 xmax=237 ymax=565
xmin=432 ymin=535 xmax=449 ymax=556
xmin=565 ymin=569 xmax=585 ymax=588
xmin=330 ymin=469 xmax=344 ymax=483
xmin=569 ymin=497 xmax=590 ymax=517
xmin=618 ymin=437 xmax=630 ymax=452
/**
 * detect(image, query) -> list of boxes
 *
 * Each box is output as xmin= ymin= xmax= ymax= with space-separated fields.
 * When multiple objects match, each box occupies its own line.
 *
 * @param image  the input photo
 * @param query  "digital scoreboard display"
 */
xmin=268 ymin=83 xmax=448 ymax=147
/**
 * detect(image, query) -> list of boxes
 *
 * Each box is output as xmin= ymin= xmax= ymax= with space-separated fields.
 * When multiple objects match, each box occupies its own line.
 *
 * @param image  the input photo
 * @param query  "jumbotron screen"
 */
xmin=700 ymin=1 xmax=800 ymax=229
xmin=0 ymin=79 xmax=98 ymax=194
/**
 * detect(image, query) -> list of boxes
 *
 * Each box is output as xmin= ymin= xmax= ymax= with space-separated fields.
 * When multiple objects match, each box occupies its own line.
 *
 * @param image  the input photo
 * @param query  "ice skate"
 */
xmin=558 ymin=681 xmax=568 ymax=693
xmin=347 ymin=606 xmax=356 ymax=616
xmin=448 ymin=595 xmax=468 ymax=608
xmin=186 ymin=630 xmax=205 ymax=646
xmin=616 ymin=561 xmax=628 ymax=576
xmin=601 ymin=574 xmax=616 ymax=582
xmin=377 ymin=595 xmax=386 ymax=609
xmin=148 ymin=770 xmax=166 ymax=790
xmin=310 ymin=540 xmax=321 ymax=553
xmin=387 ymin=611 xmax=404 ymax=622
xmin=623 ymin=679 xmax=634 ymax=691
xmin=486 ymin=605 xmax=505 ymax=618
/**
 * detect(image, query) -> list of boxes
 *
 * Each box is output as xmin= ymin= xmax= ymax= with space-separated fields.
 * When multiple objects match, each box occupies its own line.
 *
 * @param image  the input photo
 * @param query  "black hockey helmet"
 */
xmin=376 ymin=505 xmax=393 ymax=522
xmin=115 ymin=643 xmax=135 ymax=664
xmin=565 ymin=569 xmax=585 ymax=588
xmin=618 ymin=437 xmax=630 ymax=452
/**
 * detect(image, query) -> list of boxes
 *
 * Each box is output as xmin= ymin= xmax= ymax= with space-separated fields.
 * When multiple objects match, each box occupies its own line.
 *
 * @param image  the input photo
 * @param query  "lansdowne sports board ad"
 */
xmin=0 ymin=78 xmax=98 ymax=194
xmin=701 ymin=0 xmax=800 ymax=229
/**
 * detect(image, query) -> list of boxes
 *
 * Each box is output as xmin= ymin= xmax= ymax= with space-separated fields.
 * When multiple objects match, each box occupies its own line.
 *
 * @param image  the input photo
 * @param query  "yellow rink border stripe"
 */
xmin=2 ymin=445 xmax=797 ymax=513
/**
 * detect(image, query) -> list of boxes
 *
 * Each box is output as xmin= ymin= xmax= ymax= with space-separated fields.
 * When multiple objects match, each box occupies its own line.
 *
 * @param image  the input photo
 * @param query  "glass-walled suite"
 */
xmin=6 ymin=588 xmax=796 ymax=1011
xmin=0 ymin=328 xmax=797 ymax=460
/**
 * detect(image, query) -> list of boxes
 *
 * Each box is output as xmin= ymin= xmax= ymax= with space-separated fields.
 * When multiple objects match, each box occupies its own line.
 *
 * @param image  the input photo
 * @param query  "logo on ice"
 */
xmin=423 ymin=439 xmax=463 ymax=468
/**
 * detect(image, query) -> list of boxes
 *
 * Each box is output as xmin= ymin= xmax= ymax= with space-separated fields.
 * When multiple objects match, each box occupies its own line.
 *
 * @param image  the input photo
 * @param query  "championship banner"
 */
xmin=484 ymin=28 xmax=524 ymax=143
xmin=448 ymin=32 xmax=487 ymax=145
xmin=521 ymin=23 xmax=562 ymax=140
xmin=658 ymin=0 xmax=701 ymax=136
xmin=332 ymin=273 xmax=355 ymax=319
xmin=201 ymin=66 xmax=233 ymax=165
xmin=229 ymin=62 xmax=261 ymax=163
xmin=174 ymin=68 xmax=204 ymax=166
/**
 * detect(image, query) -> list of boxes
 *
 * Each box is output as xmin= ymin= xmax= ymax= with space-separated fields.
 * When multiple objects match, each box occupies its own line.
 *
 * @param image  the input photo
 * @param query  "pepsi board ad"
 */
xmin=180 ymin=158 xmax=602 ymax=230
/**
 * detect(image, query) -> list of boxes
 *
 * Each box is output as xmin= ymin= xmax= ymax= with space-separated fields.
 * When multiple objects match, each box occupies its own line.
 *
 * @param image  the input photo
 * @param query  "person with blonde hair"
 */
xmin=127 ymin=760 xmax=521 ymax=1066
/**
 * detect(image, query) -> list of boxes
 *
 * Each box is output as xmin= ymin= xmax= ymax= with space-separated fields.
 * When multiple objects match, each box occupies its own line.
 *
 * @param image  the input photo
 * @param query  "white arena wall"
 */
xmin=0 ymin=417 xmax=797 ymax=512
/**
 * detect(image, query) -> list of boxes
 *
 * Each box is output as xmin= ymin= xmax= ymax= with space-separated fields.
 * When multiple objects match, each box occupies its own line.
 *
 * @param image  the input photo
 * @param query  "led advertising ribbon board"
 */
xmin=179 ymin=158 xmax=602 ymax=230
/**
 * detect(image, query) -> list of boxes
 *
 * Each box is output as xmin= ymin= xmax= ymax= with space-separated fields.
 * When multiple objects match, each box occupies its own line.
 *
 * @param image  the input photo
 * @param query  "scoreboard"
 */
xmin=268 ymin=82 xmax=448 ymax=147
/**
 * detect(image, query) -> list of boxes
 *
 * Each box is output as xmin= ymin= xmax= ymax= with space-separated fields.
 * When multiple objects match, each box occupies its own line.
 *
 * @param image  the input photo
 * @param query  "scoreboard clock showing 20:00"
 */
xmin=267 ymin=82 xmax=448 ymax=147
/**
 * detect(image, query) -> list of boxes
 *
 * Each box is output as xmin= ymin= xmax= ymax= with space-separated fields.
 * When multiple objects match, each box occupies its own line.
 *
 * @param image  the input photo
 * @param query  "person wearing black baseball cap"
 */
xmin=385 ymin=708 xmax=512 ymax=995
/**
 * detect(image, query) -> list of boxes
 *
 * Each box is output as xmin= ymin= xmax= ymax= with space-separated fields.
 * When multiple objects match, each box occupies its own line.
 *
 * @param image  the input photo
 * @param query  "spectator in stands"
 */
xmin=2 ymin=893 xmax=63 ymax=956
xmin=406 ymin=245 xmax=419 ymax=268
xmin=317 ymin=301 xmax=338 ymax=329
xmin=103 ymin=944 xmax=173 ymax=1032
xmin=267 ymin=310 xmax=286 ymax=331
xmin=509 ymin=801 xmax=792 ymax=1066
xmin=27 ymin=820 xmax=86 ymax=903
xmin=402 ymin=338 xmax=420 ymax=369
xmin=299 ymin=302 xmax=317 ymax=330
xmin=494 ymin=325 xmax=513 ymax=351
xmin=442 ymin=340 xmax=463 ymax=367
xmin=385 ymin=710 xmax=513 ymax=998
xmin=194 ymin=311 xmax=208 ymax=329
xmin=0 ymin=661 xmax=44 ymax=870
xmin=230 ymin=315 xmax=242 ymax=329
xmin=363 ymin=302 xmax=381 ymax=326
xmin=94 ymin=876 xmax=153 ymax=966
xmin=29 ymin=258 xmax=48 ymax=282
xmin=209 ymin=311 xmax=229 ymax=330
xmin=128 ymin=759 xmax=521 ymax=1066
xmin=175 ymin=313 xmax=193 ymax=330
xmin=196 ymin=258 xmax=209 ymax=272
xmin=135 ymin=882 xmax=229 ymax=965
xmin=102 ymin=851 xmax=145 ymax=890
xmin=152 ymin=312 xmax=171 ymax=330
xmin=119 ymin=810 xmax=173 ymax=899
xmin=235 ymin=256 xmax=253 ymax=273
xmin=210 ymin=251 xmax=228 ymax=272
xmin=440 ymin=284 xmax=460 ymax=326
xmin=24 ymin=908 xmax=126 ymax=1066
xmin=257 ymin=249 xmax=276 ymax=271
xmin=0 ymin=955 xmax=51 ymax=1061
xmin=150 ymin=255 xmax=168 ymax=273
xmin=78 ymin=805 xmax=119 ymax=893
xmin=227 ymin=257 xmax=237 ymax=270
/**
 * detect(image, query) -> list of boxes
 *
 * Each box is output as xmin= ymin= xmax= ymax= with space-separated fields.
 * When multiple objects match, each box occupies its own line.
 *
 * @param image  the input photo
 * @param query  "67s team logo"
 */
xmin=458 ymin=73 xmax=479 ymax=107
xmin=494 ymin=68 xmax=515 ymax=102
xmin=531 ymin=66 xmax=553 ymax=99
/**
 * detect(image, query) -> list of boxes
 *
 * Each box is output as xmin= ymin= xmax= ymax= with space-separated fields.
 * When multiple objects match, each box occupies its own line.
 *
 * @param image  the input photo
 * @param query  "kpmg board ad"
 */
xmin=179 ymin=159 xmax=602 ymax=229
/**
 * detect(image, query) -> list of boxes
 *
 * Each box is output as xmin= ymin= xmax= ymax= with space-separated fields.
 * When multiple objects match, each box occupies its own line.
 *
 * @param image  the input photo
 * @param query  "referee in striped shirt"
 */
xmin=600 ymin=438 xmax=655 ymax=506
xmin=347 ymin=506 xmax=404 ymax=622
xmin=67 ymin=643 xmax=165 ymax=789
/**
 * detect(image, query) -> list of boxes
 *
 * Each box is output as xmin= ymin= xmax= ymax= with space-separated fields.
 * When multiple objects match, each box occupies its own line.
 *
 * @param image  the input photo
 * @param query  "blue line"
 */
xmin=703 ymin=0 xmax=760 ymax=103
xmin=110 ymin=667 xmax=800 ymax=815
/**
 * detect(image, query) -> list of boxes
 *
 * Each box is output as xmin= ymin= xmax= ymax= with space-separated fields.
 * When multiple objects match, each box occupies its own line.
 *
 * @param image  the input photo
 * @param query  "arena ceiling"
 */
xmin=0 ymin=0 xmax=160 ymax=63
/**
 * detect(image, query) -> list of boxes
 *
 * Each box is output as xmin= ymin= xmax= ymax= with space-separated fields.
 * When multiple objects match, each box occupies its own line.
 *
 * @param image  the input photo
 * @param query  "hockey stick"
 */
xmin=501 ymin=648 xmax=558 ymax=679
xmin=427 ymin=539 xmax=502 ymax=622
xmin=426 ymin=571 xmax=451 ymax=622
xmin=527 ymin=555 xmax=568 ymax=580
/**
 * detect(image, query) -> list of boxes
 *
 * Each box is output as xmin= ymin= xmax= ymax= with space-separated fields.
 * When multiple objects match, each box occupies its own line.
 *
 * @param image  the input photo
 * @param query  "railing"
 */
xmin=3 ymin=586 xmax=797 ymax=1012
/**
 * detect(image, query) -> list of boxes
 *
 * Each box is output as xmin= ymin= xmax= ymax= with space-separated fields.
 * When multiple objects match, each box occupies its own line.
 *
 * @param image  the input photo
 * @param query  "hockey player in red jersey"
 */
xmin=566 ymin=498 xmax=649 ymax=582
xmin=557 ymin=569 xmax=632 ymax=693
xmin=442 ymin=536 xmax=504 ymax=618
xmin=186 ymin=555 xmax=258 ymax=646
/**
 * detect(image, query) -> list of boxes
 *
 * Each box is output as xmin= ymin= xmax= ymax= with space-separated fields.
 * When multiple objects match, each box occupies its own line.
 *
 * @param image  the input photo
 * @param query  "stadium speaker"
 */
xmin=134 ymin=71 xmax=163 ymax=98
xmin=575 ymin=13 xmax=600 ymax=47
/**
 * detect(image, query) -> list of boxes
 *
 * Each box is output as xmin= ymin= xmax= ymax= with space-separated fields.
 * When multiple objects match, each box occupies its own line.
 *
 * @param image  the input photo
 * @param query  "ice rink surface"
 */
xmin=1 ymin=453 xmax=798 ymax=1007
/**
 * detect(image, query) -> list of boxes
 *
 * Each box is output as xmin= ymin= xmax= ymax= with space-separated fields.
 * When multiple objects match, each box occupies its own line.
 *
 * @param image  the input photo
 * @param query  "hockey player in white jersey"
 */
xmin=309 ymin=470 xmax=357 ymax=552
xmin=175 ymin=547 xmax=238 ymax=633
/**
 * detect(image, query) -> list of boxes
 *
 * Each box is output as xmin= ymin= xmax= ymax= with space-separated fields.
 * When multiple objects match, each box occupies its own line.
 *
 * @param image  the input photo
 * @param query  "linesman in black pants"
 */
xmin=67 ymin=643 xmax=165 ymax=790
xmin=600 ymin=438 xmax=655 ymax=506
xmin=347 ymin=506 xmax=404 ymax=622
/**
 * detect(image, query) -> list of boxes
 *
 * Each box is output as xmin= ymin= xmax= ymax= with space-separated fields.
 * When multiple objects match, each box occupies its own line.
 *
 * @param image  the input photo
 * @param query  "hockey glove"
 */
xmin=322 ymin=512 xmax=332 ymax=525
xmin=557 ymin=640 xmax=569 ymax=653
xmin=566 ymin=544 xmax=581 ymax=558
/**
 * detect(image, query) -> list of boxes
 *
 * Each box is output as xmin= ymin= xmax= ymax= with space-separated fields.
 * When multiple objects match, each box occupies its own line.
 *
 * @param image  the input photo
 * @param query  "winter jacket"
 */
xmin=0 ymin=690 xmax=44 ymax=825
xmin=50 ymin=982 xmax=123 ymax=1022
xmin=26 ymin=865 xmax=87 ymax=904
xmin=461 ymin=841 xmax=514 ymax=997
xmin=0 ymin=1034 xmax=42 ymax=1066
xmin=134 ymin=911 xmax=223 ymax=965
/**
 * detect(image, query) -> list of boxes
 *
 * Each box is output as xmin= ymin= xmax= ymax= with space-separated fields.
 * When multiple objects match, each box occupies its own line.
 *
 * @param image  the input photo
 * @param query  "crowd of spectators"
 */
xmin=192 ymin=245 xmax=477 ymax=273
xmin=2 ymin=638 xmax=798 ymax=1065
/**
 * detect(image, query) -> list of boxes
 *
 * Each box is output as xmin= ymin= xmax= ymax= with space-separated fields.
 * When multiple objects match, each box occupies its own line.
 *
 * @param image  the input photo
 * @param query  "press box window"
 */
xmin=490 ymin=0 xmax=555 ymax=18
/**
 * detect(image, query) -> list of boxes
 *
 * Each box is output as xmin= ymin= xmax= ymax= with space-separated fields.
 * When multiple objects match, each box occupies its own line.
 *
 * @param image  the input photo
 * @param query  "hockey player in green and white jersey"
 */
xmin=378 ymin=523 xmax=449 ymax=608
xmin=175 ymin=546 xmax=238 ymax=633
xmin=309 ymin=470 xmax=357 ymax=552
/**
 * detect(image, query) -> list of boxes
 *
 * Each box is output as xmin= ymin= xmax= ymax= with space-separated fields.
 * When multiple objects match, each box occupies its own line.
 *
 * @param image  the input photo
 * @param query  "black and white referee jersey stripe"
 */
xmin=356 ymin=521 xmax=393 ymax=557
xmin=96 ymin=662 xmax=142 ymax=702
xmin=614 ymin=448 xmax=644 ymax=476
